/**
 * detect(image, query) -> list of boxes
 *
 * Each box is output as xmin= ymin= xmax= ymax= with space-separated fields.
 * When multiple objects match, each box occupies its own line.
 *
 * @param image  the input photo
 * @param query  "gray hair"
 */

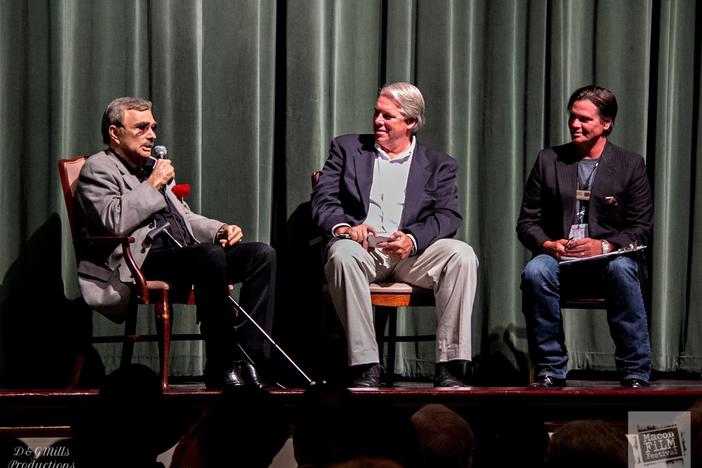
xmin=379 ymin=82 xmax=425 ymax=133
xmin=101 ymin=96 xmax=152 ymax=145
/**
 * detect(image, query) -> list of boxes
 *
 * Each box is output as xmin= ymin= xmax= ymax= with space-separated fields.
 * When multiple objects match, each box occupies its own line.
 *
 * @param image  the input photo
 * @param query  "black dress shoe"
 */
xmin=434 ymin=361 xmax=467 ymax=387
xmin=620 ymin=377 xmax=650 ymax=388
xmin=529 ymin=375 xmax=566 ymax=388
xmin=205 ymin=365 xmax=246 ymax=389
xmin=350 ymin=363 xmax=382 ymax=387
xmin=236 ymin=360 xmax=265 ymax=389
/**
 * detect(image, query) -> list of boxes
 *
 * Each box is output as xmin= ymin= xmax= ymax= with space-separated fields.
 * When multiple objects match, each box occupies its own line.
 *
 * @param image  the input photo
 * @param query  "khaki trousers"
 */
xmin=325 ymin=238 xmax=478 ymax=366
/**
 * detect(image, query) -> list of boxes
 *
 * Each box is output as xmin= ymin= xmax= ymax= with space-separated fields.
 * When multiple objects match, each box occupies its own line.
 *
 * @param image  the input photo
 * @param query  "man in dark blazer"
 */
xmin=76 ymin=97 xmax=276 ymax=388
xmin=517 ymin=85 xmax=653 ymax=388
xmin=312 ymin=82 xmax=478 ymax=387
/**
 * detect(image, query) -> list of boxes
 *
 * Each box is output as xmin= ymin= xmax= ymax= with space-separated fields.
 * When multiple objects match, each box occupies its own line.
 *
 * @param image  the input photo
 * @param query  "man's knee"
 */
xmin=325 ymin=240 xmax=365 ymax=272
xmin=521 ymin=255 xmax=558 ymax=289
xmin=438 ymin=240 xmax=478 ymax=272
xmin=455 ymin=241 xmax=478 ymax=268
xmin=605 ymin=257 xmax=638 ymax=281
xmin=198 ymin=243 xmax=228 ymax=268
xmin=250 ymin=242 xmax=276 ymax=266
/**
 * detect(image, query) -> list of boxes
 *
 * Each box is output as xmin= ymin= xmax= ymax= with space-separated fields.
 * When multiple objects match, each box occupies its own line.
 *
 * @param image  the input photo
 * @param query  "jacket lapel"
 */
xmin=588 ymin=142 xmax=616 ymax=223
xmin=354 ymin=143 xmax=375 ymax=212
xmin=400 ymin=145 xmax=431 ymax=228
xmin=107 ymin=151 xmax=142 ymax=191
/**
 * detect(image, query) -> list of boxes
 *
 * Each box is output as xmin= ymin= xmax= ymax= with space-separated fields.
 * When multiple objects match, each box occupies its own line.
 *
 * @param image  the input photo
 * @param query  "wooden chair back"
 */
xmin=58 ymin=155 xmax=86 ymax=239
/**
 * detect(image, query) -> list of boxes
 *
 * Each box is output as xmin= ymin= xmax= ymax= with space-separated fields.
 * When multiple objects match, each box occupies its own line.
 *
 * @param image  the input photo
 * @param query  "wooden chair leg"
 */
xmin=67 ymin=354 xmax=85 ymax=389
xmin=387 ymin=310 xmax=398 ymax=379
xmin=375 ymin=305 xmax=399 ymax=384
xmin=121 ymin=303 xmax=138 ymax=369
xmin=154 ymin=291 xmax=172 ymax=391
xmin=374 ymin=306 xmax=390 ymax=366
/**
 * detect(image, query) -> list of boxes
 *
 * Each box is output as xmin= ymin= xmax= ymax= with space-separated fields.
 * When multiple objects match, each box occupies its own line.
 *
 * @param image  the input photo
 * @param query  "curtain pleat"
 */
xmin=2 ymin=0 xmax=702 ymax=383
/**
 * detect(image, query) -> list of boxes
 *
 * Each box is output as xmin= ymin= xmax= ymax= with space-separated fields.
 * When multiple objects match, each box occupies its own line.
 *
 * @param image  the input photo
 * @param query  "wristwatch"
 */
xmin=601 ymin=240 xmax=611 ymax=254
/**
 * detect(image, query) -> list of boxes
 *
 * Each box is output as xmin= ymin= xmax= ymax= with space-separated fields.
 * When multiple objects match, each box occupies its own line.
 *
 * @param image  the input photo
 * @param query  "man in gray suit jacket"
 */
xmin=76 ymin=97 xmax=276 ymax=388
xmin=311 ymin=83 xmax=478 ymax=387
xmin=517 ymin=85 xmax=653 ymax=388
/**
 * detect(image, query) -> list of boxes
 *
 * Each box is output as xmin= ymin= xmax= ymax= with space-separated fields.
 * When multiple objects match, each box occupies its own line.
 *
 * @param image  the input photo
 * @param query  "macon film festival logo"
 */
xmin=628 ymin=411 xmax=690 ymax=467
xmin=7 ymin=444 xmax=75 ymax=468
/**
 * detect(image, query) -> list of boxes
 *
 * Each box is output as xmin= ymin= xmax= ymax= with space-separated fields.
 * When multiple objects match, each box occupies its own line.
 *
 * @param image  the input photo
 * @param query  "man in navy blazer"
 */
xmin=312 ymin=82 xmax=478 ymax=387
xmin=517 ymin=85 xmax=653 ymax=388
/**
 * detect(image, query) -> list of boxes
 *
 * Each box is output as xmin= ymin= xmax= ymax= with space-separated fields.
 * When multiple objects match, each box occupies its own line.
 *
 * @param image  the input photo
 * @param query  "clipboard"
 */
xmin=559 ymin=245 xmax=647 ymax=265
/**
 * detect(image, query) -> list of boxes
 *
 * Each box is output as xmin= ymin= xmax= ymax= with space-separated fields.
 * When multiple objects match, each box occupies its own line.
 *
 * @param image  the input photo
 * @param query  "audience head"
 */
xmin=546 ymin=419 xmax=629 ymax=468
xmin=293 ymin=382 xmax=420 ymax=467
xmin=471 ymin=404 xmax=548 ymax=467
xmin=411 ymin=404 xmax=475 ymax=468
xmin=686 ymin=398 xmax=702 ymax=465
xmin=71 ymin=364 xmax=175 ymax=468
xmin=330 ymin=457 xmax=404 ymax=468
xmin=293 ymin=382 xmax=357 ymax=466
xmin=171 ymin=386 xmax=290 ymax=468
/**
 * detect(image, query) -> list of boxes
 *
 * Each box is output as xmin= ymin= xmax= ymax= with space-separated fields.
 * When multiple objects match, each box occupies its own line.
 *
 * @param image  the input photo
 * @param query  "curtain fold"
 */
xmin=650 ymin=0 xmax=698 ymax=370
xmin=2 ymin=0 xmax=702 ymax=384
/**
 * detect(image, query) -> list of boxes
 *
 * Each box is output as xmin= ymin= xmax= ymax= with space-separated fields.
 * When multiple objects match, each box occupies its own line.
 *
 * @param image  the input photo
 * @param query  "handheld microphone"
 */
xmin=153 ymin=145 xmax=168 ymax=159
xmin=152 ymin=145 xmax=174 ymax=186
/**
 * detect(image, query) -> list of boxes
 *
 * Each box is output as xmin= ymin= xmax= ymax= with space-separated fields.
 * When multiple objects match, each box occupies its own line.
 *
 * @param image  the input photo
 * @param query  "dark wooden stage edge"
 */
xmin=2 ymin=385 xmax=702 ymax=436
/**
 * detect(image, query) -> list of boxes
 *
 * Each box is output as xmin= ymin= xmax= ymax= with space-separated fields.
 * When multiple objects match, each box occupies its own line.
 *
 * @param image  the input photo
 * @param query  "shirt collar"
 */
xmin=110 ymin=149 xmax=155 ymax=181
xmin=375 ymin=136 xmax=416 ymax=162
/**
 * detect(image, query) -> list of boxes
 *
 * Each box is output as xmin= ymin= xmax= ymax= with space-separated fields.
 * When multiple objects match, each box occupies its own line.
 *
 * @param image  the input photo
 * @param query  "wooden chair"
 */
xmin=311 ymin=171 xmax=436 ymax=378
xmin=370 ymin=283 xmax=436 ymax=379
xmin=527 ymin=270 xmax=622 ymax=383
xmin=59 ymin=156 xmax=202 ymax=390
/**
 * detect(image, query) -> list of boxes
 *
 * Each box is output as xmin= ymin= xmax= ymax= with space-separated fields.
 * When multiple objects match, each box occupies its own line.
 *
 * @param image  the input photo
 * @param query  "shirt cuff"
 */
xmin=407 ymin=234 xmax=418 ymax=255
xmin=331 ymin=223 xmax=351 ymax=237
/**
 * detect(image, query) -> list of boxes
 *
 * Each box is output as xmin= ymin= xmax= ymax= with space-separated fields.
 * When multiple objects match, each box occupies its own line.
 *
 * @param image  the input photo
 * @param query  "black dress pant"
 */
xmin=141 ymin=241 xmax=276 ymax=369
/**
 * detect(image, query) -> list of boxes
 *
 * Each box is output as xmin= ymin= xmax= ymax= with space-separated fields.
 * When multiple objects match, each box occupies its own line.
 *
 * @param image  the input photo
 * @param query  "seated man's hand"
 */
xmin=147 ymin=159 xmax=175 ymax=189
xmin=334 ymin=224 xmax=377 ymax=250
xmin=564 ymin=237 xmax=601 ymax=258
xmin=380 ymin=231 xmax=413 ymax=260
xmin=216 ymin=224 xmax=243 ymax=247
xmin=542 ymin=239 xmax=569 ymax=259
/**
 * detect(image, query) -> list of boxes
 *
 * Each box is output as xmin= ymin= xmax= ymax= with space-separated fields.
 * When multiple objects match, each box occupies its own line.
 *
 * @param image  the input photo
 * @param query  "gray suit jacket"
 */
xmin=311 ymin=134 xmax=462 ymax=253
xmin=76 ymin=150 xmax=224 ymax=322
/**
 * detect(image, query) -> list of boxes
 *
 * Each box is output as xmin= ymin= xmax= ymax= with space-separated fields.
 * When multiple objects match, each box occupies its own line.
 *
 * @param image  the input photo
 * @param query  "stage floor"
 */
xmin=2 ymin=376 xmax=702 ymax=437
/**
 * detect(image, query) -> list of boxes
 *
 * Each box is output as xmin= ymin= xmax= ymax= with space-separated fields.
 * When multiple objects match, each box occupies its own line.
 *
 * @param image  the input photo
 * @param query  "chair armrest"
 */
xmin=83 ymin=235 xmax=135 ymax=243
xmin=81 ymin=235 xmax=149 ymax=301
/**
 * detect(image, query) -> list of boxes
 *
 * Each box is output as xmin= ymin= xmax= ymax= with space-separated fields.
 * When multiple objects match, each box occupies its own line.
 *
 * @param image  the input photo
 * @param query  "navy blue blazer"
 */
xmin=516 ymin=141 xmax=653 ymax=254
xmin=311 ymin=134 xmax=463 ymax=254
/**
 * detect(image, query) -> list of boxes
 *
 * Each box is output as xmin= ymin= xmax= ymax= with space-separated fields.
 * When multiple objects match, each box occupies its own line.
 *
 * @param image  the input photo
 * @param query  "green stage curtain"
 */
xmin=1 ymin=0 xmax=701 ymax=385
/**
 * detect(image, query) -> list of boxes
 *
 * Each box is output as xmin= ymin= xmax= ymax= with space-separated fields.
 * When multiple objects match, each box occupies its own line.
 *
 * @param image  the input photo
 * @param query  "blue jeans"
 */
xmin=521 ymin=254 xmax=651 ymax=381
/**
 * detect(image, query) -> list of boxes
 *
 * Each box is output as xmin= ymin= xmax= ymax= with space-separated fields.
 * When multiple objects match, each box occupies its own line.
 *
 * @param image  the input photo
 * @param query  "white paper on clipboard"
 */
xmin=559 ymin=245 xmax=647 ymax=265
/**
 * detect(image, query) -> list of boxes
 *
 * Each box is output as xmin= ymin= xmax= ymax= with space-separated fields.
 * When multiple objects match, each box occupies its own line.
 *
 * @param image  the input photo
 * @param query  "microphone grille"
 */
xmin=153 ymin=145 xmax=168 ymax=159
